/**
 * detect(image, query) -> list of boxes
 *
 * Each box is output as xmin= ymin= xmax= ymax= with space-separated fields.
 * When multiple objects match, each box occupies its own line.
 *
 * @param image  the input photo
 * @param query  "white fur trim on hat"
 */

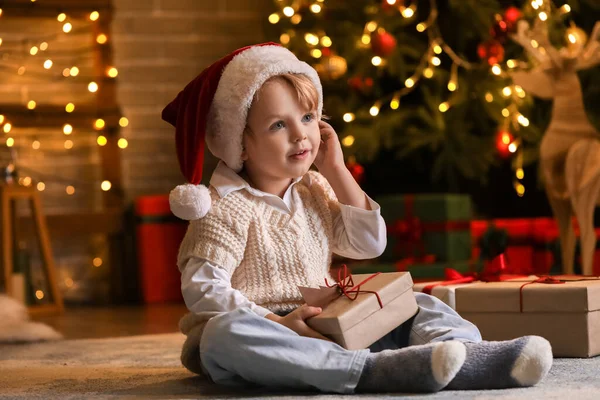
xmin=169 ymin=184 xmax=212 ymax=220
xmin=206 ymin=45 xmax=323 ymax=172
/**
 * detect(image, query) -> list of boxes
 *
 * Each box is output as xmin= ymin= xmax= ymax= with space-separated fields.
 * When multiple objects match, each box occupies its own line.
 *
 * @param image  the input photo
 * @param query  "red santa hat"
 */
xmin=162 ymin=43 xmax=323 ymax=220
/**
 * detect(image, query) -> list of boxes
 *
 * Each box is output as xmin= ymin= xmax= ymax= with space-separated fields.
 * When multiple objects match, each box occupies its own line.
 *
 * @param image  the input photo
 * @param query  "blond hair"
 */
xmin=246 ymin=74 xmax=319 ymax=137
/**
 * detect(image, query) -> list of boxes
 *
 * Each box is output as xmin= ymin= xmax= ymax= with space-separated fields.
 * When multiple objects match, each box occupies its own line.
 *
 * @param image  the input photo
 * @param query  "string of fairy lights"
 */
xmin=0 ymin=2 xmax=128 ymax=199
xmin=268 ymin=0 xmax=583 ymax=197
xmin=0 ymin=1 xmax=122 ymax=302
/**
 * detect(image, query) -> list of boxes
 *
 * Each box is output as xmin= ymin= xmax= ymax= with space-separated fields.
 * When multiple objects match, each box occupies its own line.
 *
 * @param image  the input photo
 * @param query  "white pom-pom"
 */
xmin=169 ymin=184 xmax=212 ymax=220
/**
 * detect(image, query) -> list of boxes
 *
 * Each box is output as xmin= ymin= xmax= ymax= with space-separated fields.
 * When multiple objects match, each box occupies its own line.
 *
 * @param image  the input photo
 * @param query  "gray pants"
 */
xmin=200 ymin=293 xmax=481 ymax=394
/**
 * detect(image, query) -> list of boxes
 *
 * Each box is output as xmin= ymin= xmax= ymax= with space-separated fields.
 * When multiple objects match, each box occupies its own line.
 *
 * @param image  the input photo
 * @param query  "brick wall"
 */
xmin=112 ymin=0 xmax=271 ymax=202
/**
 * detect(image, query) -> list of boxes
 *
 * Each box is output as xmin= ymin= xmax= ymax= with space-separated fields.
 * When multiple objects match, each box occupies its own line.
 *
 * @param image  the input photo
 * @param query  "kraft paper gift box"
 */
xmin=455 ymin=277 xmax=600 ymax=357
xmin=299 ymin=271 xmax=418 ymax=350
xmin=413 ymin=280 xmax=474 ymax=309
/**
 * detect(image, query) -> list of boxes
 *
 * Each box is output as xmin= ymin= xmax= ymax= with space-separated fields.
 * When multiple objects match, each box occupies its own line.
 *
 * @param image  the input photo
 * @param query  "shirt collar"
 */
xmin=209 ymin=161 xmax=309 ymax=199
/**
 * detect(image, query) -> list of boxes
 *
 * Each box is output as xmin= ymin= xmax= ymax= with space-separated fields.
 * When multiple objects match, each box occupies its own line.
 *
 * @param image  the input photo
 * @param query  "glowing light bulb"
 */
xmin=43 ymin=59 xmax=53 ymax=69
xmin=63 ymin=124 xmax=73 ymax=135
xmin=107 ymin=67 xmax=118 ymax=78
xmin=27 ymin=100 xmax=36 ymax=109
xmin=390 ymin=97 xmax=400 ymax=110
xmin=431 ymin=56 xmax=441 ymax=66
xmin=3 ymin=123 xmax=12 ymax=133
xmin=370 ymin=105 xmax=380 ymax=116
xmin=516 ymin=183 xmax=525 ymax=196
xmin=30 ymin=46 xmax=39 ymax=55
xmin=32 ymin=140 xmax=40 ymax=149
xmin=321 ymin=36 xmax=332 ymax=47
xmin=502 ymin=87 xmax=512 ymax=97
xmin=283 ymin=6 xmax=294 ymax=17
xmin=311 ymin=49 xmax=322 ymax=58
xmin=401 ymin=7 xmax=414 ymax=18
xmin=310 ymin=4 xmax=321 ymax=13
xmin=93 ymin=257 xmax=103 ymax=267
xmin=90 ymin=11 xmax=100 ymax=21
xmin=507 ymin=59 xmax=517 ymax=68
xmin=439 ymin=102 xmax=450 ymax=112
xmin=66 ymin=103 xmax=75 ymax=112
xmin=416 ymin=23 xmax=426 ymax=32
xmin=268 ymin=13 xmax=280 ymax=24
xmin=366 ymin=22 xmax=378 ymax=32
xmin=63 ymin=22 xmax=72 ymax=33
xmin=502 ymin=108 xmax=510 ymax=117
xmin=508 ymin=143 xmax=518 ymax=153
xmin=64 ymin=139 xmax=73 ymax=149
xmin=447 ymin=81 xmax=457 ymax=92
xmin=66 ymin=186 xmax=75 ymax=195
xmin=485 ymin=92 xmax=494 ymax=102
xmin=343 ymin=113 xmax=355 ymax=123
xmin=57 ymin=13 xmax=66 ymax=22
xmin=371 ymin=56 xmax=382 ymax=66
xmin=433 ymin=45 xmax=442 ymax=54
xmin=405 ymin=78 xmax=415 ymax=88
xmin=423 ymin=67 xmax=434 ymax=78
xmin=341 ymin=136 xmax=355 ymax=147
xmin=88 ymin=82 xmax=98 ymax=92
xmin=118 ymin=138 xmax=128 ymax=149
xmin=40 ymin=42 xmax=48 ymax=51
xmin=516 ymin=168 xmax=525 ymax=179
xmin=517 ymin=114 xmax=530 ymax=127
xmin=94 ymin=119 xmax=105 ymax=130
xmin=70 ymin=66 xmax=79 ymax=76
xmin=539 ymin=12 xmax=548 ymax=21
xmin=101 ymin=180 xmax=112 ymax=191
xmin=119 ymin=117 xmax=129 ymax=127
xmin=97 ymin=135 xmax=107 ymax=146
xmin=37 ymin=182 xmax=45 ymax=191
xmin=361 ymin=34 xmax=371 ymax=45
xmin=97 ymin=34 xmax=108 ymax=44
xmin=491 ymin=64 xmax=502 ymax=75
xmin=6 ymin=137 xmax=14 ymax=147
xmin=36 ymin=290 xmax=44 ymax=300
xmin=280 ymin=33 xmax=290 ymax=44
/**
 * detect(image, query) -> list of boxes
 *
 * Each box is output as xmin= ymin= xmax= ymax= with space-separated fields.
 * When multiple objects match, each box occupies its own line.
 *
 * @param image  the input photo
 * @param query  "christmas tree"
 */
xmin=265 ymin=0 xmax=600 ymax=200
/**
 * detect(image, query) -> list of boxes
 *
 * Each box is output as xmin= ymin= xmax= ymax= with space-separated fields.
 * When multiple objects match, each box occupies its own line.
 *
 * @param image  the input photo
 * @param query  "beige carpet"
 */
xmin=1 ymin=333 xmax=599 ymax=399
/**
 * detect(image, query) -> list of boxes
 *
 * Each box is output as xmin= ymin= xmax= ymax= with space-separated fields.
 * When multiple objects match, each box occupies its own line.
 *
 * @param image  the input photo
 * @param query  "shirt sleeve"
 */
xmin=180 ymin=257 xmax=273 ymax=318
xmin=331 ymin=193 xmax=388 ymax=260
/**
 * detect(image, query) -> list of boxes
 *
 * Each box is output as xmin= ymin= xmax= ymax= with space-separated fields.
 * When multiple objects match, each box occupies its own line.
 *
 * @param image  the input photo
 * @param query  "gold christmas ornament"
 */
xmin=315 ymin=54 xmax=348 ymax=80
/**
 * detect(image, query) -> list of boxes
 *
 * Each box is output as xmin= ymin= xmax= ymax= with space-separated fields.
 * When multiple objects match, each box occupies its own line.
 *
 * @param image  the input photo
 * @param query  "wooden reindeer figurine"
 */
xmin=511 ymin=20 xmax=600 ymax=275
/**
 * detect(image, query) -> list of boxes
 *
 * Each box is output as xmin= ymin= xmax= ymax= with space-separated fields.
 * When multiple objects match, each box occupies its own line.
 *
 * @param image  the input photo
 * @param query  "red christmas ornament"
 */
xmin=490 ymin=19 xmax=509 ymax=42
xmin=371 ymin=31 xmax=397 ymax=57
xmin=348 ymin=76 xmax=364 ymax=91
xmin=477 ymin=40 xmax=505 ymax=65
xmin=496 ymin=130 xmax=514 ymax=157
xmin=347 ymin=158 xmax=365 ymax=185
xmin=347 ymin=76 xmax=374 ymax=93
xmin=503 ymin=7 xmax=522 ymax=31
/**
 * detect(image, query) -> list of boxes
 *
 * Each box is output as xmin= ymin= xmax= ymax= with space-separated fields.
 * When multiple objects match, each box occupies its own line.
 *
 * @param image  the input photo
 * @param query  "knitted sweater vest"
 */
xmin=177 ymin=171 xmax=339 ymax=375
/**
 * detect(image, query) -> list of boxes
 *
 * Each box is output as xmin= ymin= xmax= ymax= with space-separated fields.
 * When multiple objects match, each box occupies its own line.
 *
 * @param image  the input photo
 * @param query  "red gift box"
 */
xmin=471 ymin=219 xmax=535 ymax=275
xmin=532 ymin=218 xmax=600 ymax=276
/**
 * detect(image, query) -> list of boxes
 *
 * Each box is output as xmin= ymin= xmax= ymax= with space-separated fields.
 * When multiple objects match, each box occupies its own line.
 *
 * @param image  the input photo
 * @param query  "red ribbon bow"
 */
xmin=325 ymin=265 xmax=384 ymax=309
xmin=422 ymin=253 xmax=526 ymax=295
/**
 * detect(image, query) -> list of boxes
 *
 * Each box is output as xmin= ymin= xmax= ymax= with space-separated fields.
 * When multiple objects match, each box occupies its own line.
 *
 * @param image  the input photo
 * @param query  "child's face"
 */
xmin=242 ymin=79 xmax=320 ymax=181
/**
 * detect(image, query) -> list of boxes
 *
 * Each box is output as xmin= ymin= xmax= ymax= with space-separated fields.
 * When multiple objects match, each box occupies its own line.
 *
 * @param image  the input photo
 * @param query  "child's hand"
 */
xmin=314 ymin=120 xmax=345 ymax=176
xmin=266 ymin=305 xmax=331 ymax=341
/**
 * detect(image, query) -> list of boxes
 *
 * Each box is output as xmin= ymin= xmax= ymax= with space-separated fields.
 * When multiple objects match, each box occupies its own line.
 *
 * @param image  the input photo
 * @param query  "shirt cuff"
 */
xmin=251 ymin=304 xmax=274 ymax=318
xmin=338 ymin=193 xmax=381 ymax=218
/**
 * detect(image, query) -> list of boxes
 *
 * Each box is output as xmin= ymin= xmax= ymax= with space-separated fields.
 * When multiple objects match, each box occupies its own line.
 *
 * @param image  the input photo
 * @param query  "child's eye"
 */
xmin=270 ymin=121 xmax=285 ymax=131
xmin=302 ymin=113 xmax=315 ymax=123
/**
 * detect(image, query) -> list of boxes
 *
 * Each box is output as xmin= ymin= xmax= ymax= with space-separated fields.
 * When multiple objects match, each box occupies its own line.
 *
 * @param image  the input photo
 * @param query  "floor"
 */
xmin=32 ymin=302 xmax=189 ymax=339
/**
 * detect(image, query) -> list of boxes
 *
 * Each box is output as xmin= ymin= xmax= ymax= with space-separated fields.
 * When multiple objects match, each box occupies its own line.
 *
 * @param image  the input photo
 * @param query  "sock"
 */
xmin=446 ymin=335 xmax=553 ymax=390
xmin=356 ymin=341 xmax=466 ymax=393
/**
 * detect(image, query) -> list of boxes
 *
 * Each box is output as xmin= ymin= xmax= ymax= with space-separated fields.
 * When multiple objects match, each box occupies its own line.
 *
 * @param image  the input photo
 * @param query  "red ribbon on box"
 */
xmin=325 ymin=265 xmax=384 ymax=309
xmin=517 ymin=275 xmax=600 ymax=313
xmin=421 ymin=253 xmax=527 ymax=295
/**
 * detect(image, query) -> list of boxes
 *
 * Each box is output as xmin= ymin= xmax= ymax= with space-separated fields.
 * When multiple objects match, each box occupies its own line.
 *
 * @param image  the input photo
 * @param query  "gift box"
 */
xmin=377 ymin=194 xmax=472 ymax=263
xmin=471 ymin=219 xmax=535 ymax=275
xmin=300 ymin=271 xmax=418 ymax=350
xmin=413 ymin=280 xmax=473 ymax=309
xmin=455 ymin=277 xmax=600 ymax=357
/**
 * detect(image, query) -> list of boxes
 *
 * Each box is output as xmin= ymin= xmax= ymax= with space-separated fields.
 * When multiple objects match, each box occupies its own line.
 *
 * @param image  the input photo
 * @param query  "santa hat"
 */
xmin=162 ymin=43 xmax=323 ymax=220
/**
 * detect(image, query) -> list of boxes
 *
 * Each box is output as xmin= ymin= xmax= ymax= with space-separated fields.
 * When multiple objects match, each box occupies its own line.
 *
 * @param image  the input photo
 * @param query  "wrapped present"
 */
xmin=413 ymin=254 xmax=530 ymax=308
xmin=348 ymin=260 xmax=472 ymax=280
xmin=532 ymin=218 xmax=600 ymax=276
xmin=455 ymin=276 xmax=600 ymax=357
xmin=471 ymin=219 xmax=536 ymax=275
xmin=377 ymin=194 xmax=472 ymax=263
xmin=299 ymin=267 xmax=418 ymax=350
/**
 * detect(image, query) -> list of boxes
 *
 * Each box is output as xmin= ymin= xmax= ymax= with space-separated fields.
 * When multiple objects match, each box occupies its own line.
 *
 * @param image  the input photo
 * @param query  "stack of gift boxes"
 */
xmin=331 ymin=194 xmax=600 ymax=357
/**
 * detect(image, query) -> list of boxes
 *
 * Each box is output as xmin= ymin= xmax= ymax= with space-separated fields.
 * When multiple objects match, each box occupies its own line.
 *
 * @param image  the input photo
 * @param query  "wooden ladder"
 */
xmin=1 ymin=183 xmax=64 ymax=316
